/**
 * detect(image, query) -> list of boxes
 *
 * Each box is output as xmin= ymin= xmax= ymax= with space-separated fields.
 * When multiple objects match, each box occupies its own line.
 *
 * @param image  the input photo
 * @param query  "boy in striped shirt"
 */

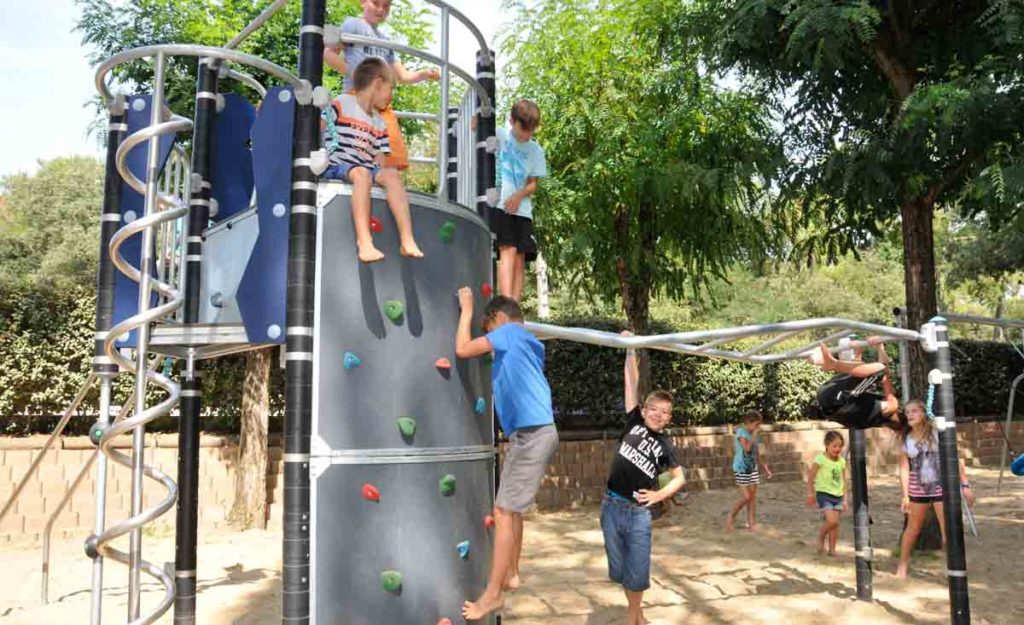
xmin=322 ymin=57 xmax=423 ymax=263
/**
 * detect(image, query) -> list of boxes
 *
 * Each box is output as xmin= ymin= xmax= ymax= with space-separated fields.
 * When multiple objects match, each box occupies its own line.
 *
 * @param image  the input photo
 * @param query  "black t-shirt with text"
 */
xmin=606 ymin=407 xmax=680 ymax=502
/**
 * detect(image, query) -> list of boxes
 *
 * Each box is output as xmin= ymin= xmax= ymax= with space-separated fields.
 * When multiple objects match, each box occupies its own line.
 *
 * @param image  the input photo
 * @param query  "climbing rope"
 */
xmin=926 ymin=382 xmax=937 ymax=420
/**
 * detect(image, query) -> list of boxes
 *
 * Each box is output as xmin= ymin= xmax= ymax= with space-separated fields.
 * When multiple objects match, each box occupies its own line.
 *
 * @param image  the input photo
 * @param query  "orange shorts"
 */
xmin=378 ymin=105 xmax=409 ymax=170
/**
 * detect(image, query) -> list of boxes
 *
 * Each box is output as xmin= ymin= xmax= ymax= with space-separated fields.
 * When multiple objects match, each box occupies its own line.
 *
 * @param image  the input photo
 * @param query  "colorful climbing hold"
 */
xmin=437 ymin=619 xmax=453 ymax=625
xmin=343 ymin=352 xmax=361 ymax=370
xmin=362 ymin=483 xmax=380 ymax=502
xmin=396 ymin=416 xmax=417 ymax=438
xmin=434 ymin=357 xmax=452 ymax=370
xmin=369 ymin=216 xmax=383 ymax=233
xmin=480 ymin=282 xmax=493 ymax=298
xmin=439 ymin=474 xmax=457 ymax=496
xmin=475 ymin=397 xmax=486 ymax=415
xmin=484 ymin=515 xmax=495 ymax=529
xmin=439 ymin=221 xmax=455 ymax=243
xmin=456 ymin=540 xmax=470 ymax=559
xmin=383 ymin=300 xmax=404 ymax=322
xmin=380 ymin=570 xmax=402 ymax=593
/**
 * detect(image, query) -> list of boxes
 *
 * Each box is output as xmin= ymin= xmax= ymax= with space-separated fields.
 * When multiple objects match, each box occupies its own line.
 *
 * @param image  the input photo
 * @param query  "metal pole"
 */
xmin=88 ymin=92 xmax=128 ymax=625
xmin=437 ymin=7 xmax=450 ymax=199
xmin=924 ymin=317 xmax=971 ymax=625
xmin=849 ymin=428 xmax=872 ymax=600
xmin=475 ymin=48 xmax=496 ymax=224
xmin=175 ymin=51 xmax=220 ymax=625
xmin=446 ymin=104 xmax=458 ymax=203
xmin=225 ymin=0 xmax=290 ymax=50
xmin=127 ymin=50 xmax=168 ymax=620
xmin=894 ymin=307 xmax=912 ymax=404
xmin=284 ymin=2 xmax=326 ymax=622
xmin=997 ymin=372 xmax=1024 ymax=493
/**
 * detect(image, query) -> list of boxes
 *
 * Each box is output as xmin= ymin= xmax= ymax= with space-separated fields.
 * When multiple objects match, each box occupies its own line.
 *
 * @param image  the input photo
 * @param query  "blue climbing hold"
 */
xmin=475 ymin=397 xmax=486 ymax=415
xmin=456 ymin=540 xmax=470 ymax=559
xmin=1012 ymin=453 xmax=1024 ymax=477
xmin=343 ymin=352 xmax=362 ymax=370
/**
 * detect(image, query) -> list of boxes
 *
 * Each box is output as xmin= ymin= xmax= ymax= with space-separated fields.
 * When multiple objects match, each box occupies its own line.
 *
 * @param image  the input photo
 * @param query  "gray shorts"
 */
xmin=496 ymin=424 xmax=559 ymax=513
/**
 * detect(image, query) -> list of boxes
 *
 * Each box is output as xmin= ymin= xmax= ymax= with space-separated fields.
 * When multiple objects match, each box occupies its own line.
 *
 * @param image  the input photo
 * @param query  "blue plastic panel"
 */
xmin=113 ymin=94 xmax=175 ymax=348
xmin=236 ymin=86 xmax=295 ymax=344
xmin=210 ymin=93 xmax=256 ymax=222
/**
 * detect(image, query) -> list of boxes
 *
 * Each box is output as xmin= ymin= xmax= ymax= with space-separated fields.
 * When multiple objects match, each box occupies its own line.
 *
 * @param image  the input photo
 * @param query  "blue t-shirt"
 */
xmin=496 ymin=126 xmax=547 ymax=220
xmin=340 ymin=17 xmax=398 ymax=92
xmin=732 ymin=426 xmax=758 ymax=474
xmin=487 ymin=323 xmax=554 ymax=435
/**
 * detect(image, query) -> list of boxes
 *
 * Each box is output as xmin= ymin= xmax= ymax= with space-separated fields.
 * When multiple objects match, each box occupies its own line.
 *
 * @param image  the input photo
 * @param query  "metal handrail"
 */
xmin=225 ymin=0 xmax=290 ymax=50
xmin=0 ymin=374 xmax=97 ymax=526
xmin=423 ymin=0 xmax=489 ymax=56
xmin=997 ymin=373 xmax=1024 ymax=493
xmin=95 ymin=44 xmax=302 ymax=104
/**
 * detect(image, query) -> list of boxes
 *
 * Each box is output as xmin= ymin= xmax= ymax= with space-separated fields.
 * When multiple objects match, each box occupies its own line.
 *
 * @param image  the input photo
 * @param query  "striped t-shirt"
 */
xmin=322 ymin=94 xmax=391 ymax=169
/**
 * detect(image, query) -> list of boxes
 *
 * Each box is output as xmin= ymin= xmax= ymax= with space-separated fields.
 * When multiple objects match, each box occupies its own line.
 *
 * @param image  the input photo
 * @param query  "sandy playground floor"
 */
xmin=2 ymin=467 xmax=1023 ymax=624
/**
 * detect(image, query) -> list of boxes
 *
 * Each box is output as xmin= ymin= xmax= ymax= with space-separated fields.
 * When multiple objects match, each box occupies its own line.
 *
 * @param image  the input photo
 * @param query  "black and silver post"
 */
xmin=174 ymin=56 xmax=220 ymax=625
xmin=88 ymin=94 xmax=128 ymax=625
xmin=475 ymin=48 xmax=496 ymax=226
xmin=446 ymin=105 xmax=459 ymax=203
xmin=284 ymin=1 xmax=326 ymax=622
xmin=849 ymin=428 xmax=872 ymax=601
xmin=923 ymin=317 xmax=971 ymax=625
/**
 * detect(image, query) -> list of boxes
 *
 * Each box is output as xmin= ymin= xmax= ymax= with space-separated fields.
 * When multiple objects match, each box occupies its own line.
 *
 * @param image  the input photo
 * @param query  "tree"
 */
xmin=0 ymin=156 xmax=104 ymax=294
xmin=689 ymin=0 xmax=1024 ymax=393
xmin=229 ymin=346 xmax=272 ymax=530
xmin=503 ymin=0 xmax=783 ymax=392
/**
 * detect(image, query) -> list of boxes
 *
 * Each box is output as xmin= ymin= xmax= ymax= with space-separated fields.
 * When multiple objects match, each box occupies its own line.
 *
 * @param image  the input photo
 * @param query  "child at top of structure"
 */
xmin=321 ymin=58 xmax=423 ymax=263
xmin=601 ymin=331 xmax=685 ymax=625
xmin=493 ymin=99 xmax=547 ymax=302
xmin=726 ymin=410 xmax=773 ymax=531
xmin=809 ymin=338 xmax=902 ymax=430
xmin=805 ymin=430 xmax=849 ymax=556
xmin=896 ymin=399 xmax=974 ymax=578
xmin=324 ymin=0 xmax=439 ymax=170
xmin=454 ymin=291 xmax=559 ymax=621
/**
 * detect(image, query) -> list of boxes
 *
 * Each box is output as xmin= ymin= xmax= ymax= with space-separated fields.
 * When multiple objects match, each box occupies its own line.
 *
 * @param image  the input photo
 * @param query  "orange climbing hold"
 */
xmin=481 ymin=283 xmax=493 ymax=298
xmin=484 ymin=514 xmax=495 ymax=529
xmin=435 ymin=357 xmax=452 ymax=369
xmin=437 ymin=619 xmax=453 ymax=625
xmin=369 ymin=216 xmax=383 ymax=233
xmin=362 ymin=483 xmax=380 ymax=502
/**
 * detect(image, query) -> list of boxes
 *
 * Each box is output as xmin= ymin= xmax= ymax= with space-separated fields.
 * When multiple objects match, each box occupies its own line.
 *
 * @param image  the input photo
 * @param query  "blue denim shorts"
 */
xmin=816 ymin=491 xmax=844 ymax=511
xmin=323 ymin=162 xmax=380 ymax=182
xmin=600 ymin=492 xmax=652 ymax=592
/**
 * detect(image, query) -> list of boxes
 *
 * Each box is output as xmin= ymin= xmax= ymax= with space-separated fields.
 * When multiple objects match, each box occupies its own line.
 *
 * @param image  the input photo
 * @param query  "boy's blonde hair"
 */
xmin=510 ymin=99 xmax=541 ymax=132
xmin=644 ymin=389 xmax=674 ymax=407
xmin=352 ymin=57 xmax=393 ymax=91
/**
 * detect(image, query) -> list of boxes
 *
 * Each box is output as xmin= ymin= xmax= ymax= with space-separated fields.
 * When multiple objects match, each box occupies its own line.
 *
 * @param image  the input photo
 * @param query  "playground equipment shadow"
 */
xmin=1 ymin=467 xmax=1021 ymax=624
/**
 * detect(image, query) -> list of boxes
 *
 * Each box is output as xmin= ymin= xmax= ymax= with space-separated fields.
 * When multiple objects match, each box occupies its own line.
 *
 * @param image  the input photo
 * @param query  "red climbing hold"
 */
xmin=484 ymin=514 xmax=495 ymax=529
xmin=437 ymin=619 xmax=453 ymax=625
xmin=369 ymin=216 xmax=383 ymax=233
xmin=435 ymin=357 xmax=452 ymax=370
xmin=362 ymin=483 xmax=380 ymax=502
xmin=481 ymin=283 xmax=493 ymax=298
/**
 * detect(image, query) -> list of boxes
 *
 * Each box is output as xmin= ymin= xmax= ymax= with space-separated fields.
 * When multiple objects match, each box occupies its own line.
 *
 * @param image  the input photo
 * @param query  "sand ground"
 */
xmin=2 ymin=467 xmax=1022 ymax=624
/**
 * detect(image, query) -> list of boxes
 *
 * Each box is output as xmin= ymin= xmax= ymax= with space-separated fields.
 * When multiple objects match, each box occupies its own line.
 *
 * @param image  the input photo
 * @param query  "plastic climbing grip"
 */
xmin=362 ymin=483 xmax=381 ymax=502
xmin=396 ymin=416 xmax=417 ymax=438
xmin=439 ymin=220 xmax=455 ymax=243
xmin=369 ymin=216 xmax=383 ymax=233
xmin=439 ymin=474 xmax=456 ymax=496
xmin=383 ymin=300 xmax=404 ymax=323
xmin=434 ymin=357 xmax=452 ymax=370
xmin=380 ymin=570 xmax=402 ymax=593
xmin=343 ymin=351 xmax=362 ymax=370
xmin=456 ymin=540 xmax=470 ymax=559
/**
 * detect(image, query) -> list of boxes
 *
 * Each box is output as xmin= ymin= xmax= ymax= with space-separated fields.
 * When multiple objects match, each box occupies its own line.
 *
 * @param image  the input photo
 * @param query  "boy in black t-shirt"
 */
xmin=601 ymin=331 xmax=685 ymax=625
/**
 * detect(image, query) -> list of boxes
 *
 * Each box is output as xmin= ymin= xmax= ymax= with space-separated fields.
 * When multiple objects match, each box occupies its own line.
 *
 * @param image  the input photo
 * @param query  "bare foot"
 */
xmin=817 ymin=544 xmax=825 ymax=555
xmin=462 ymin=593 xmax=504 ymax=621
xmin=724 ymin=516 xmax=735 ymax=532
xmin=827 ymin=550 xmax=837 ymax=558
xmin=357 ymin=242 xmax=385 ymax=263
xmin=503 ymin=572 xmax=520 ymax=593
xmin=400 ymin=240 xmax=424 ymax=258
xmin=747 ymin=523 xmax=762 ymax=533
xmin=895 ymin=563 xmax=908 ymax=579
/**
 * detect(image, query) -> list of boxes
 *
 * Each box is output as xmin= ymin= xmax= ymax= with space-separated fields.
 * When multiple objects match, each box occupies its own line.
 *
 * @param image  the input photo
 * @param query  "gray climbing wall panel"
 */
xmin=311 ymin=183 xmax=496 ymax=625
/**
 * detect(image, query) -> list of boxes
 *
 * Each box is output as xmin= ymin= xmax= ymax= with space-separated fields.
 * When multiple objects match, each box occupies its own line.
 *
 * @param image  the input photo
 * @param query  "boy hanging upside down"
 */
xmin=809 ymin=338 xmax=902 ymax=430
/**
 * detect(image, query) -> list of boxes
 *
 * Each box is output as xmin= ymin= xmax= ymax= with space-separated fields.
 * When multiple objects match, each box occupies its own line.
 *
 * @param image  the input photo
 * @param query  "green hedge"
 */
xmin=1 ymin=295 xmax=1021 ymax=433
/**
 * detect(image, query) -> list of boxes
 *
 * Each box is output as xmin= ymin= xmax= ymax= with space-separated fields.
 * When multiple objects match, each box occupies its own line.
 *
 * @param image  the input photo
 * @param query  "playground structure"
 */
xmin=1 ymin=1 xmax=1021 ymax=624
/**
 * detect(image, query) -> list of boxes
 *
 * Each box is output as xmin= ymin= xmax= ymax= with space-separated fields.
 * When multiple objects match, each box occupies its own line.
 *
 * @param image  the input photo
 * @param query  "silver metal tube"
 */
xmin=741 ymin=330 xmax=803 ymax=357
xmin=943 ymin=312 xmax=1024 ymax=329
xmin=126 ymin=50 xmax=167 ymax=619
xmin=895 ymin=309 xmax=912 ymax=405
xmin=395 ymin=110 xmax=440 ymax=122
xmin=423 ymin=0 xmax=489 ymax=56
xmin=778 ymin=329 xmax=853 ymax=360
xmin=997 ymin=372 xmax=1024 ymax=493
xmin=223 ymin=68 xmax=267 ymax=98
xmin=409 ymin=156 xmax=439 ymax=166
xmin=225 ymin=0 xmax=290 ymax=50
xmin=87 ymin=379 xmax=112 ymax=622
xmin=46 ymin=446 xmax=99 ymax=604
xmin=438 ymin=6 xmax=450 ymax=199
xmin=0 ymin=373 xmax=97 ymax=525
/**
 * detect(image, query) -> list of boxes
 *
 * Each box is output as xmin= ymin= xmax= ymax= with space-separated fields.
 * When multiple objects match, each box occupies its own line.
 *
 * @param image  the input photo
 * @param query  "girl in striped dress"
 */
xmin=726 ymin=410 xmax=773 ymax=531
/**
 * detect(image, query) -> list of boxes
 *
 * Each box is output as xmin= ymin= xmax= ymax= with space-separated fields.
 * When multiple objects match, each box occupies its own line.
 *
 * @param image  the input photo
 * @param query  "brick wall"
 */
xmin=2 ymin=421 xmax=1021 ymax=545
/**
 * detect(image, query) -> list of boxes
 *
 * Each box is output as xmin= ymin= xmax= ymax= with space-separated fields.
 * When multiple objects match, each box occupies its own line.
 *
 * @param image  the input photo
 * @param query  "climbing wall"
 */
xmin=311 ymin=183 xmax=496 ymax=625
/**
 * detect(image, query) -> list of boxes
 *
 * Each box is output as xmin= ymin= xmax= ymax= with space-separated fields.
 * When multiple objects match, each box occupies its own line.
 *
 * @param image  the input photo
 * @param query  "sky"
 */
xmin=0 ymin=0 xmax=510 ymax=179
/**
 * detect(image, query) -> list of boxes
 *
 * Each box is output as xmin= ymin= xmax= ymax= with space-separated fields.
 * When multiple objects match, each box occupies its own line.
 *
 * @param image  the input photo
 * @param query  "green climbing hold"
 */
xmin=381 ymin=570 xmax=402 ymax=593
xmin=439 ymin=221 xmax=455 ymax=243
xmin=439 ymin=474 xmax=457 ymax=496
xmin=397 ymin=416 xmax=417 ymax=438
xmin=383 ymin=300 xmax=404 ymax=322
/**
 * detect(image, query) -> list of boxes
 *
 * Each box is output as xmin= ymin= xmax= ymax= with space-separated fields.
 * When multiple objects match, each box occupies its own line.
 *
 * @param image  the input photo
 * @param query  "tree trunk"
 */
xmin=535 ymin=253 xmax=550 ymax=319
xmin=229 ymin=346 xmax=271 ymax=530
xmin=614 ymin=202 xmax=655 ymax=397
xmin=993 ymin=291 xmax=1006 ymax=341
xmin=899 ymin=196 xmax=939 ymax=398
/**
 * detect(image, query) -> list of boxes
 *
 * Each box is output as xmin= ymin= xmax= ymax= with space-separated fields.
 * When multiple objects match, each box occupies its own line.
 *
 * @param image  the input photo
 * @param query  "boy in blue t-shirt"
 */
xmin=455 ymin=288 xmax=558 ymax=621
xmin=493 ymin=99 xmax=547 ymax=302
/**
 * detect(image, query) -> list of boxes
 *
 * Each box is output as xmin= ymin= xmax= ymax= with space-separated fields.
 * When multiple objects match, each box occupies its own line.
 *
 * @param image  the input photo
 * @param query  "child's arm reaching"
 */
xmin=622 ymin=331 xmax=639 ymax=413
xmin=324 ymin=45 xmax=347 ymax=76
xmin=391 ymin=60 xmax=439 ymax=84
xmin=806 ymin=461 xmax=821 ymax=508
xmin=635 ymin=465 xmax=685 ymax=507
xmin=455 ymin=287 xmax=492 ymax=359
xmin=503 ymin=177 xmax=539 ymax=215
